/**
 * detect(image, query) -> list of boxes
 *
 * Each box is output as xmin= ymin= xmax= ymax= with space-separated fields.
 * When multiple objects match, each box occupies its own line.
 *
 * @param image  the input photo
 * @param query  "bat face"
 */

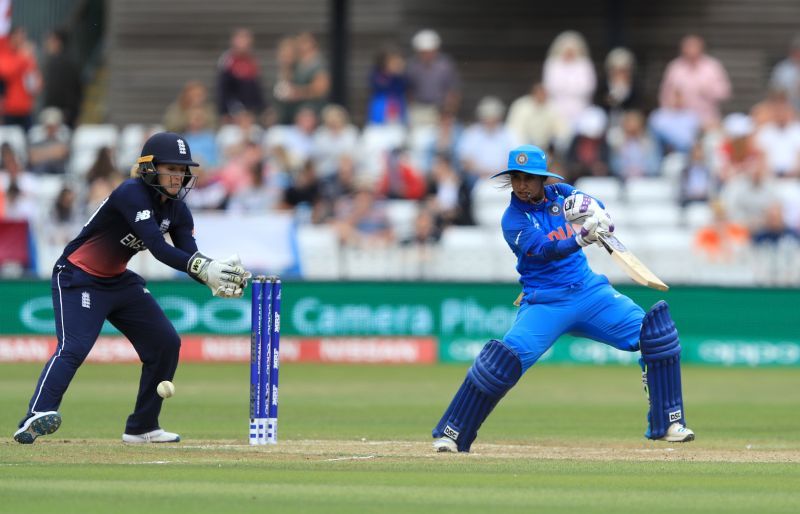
xmin=597 ymin=234 xmax=669 ymax=291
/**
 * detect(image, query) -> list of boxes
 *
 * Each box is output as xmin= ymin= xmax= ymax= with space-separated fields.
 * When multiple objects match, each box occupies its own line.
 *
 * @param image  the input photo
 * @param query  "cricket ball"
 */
xmin=157 ymin=381 xmax=175 ymax=399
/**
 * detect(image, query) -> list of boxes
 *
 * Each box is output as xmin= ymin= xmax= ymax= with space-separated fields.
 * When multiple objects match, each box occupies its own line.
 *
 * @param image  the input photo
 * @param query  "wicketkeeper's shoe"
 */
xmin=659 ymin=422 xmax=695 ymax=442
xmin=122 ymin=428 xmax=181 ymax=443
xmin=13 ymin=411 xmax=62 ymax=444
xmin=432 ymin=436 xmax=458 ymax=452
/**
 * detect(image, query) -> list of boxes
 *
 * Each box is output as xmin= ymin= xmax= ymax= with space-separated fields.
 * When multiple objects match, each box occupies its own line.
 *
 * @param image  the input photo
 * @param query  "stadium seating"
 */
xmin=69 ymin=124 xmax=119 ymax=177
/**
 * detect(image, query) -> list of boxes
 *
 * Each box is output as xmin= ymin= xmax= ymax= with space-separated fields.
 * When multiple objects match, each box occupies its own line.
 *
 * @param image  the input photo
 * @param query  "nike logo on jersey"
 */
xmin=515 ymin=231 xmax=522 ymax=246
xmin=134 ymin=210 xmax=151 ymax=222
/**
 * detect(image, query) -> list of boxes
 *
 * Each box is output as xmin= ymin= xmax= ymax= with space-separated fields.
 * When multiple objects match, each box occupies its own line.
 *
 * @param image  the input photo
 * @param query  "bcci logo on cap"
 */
xmin=515 ymin=153 xmax=528 ymax=165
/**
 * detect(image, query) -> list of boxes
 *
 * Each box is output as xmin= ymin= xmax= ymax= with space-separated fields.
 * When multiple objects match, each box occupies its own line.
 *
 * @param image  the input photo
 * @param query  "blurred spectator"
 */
xmin=506 ymin=82 xmax=568 ymax=152
xmin=333 ymin=184 xmax=394 ymax=246
xmin=750 ymin=87 xmax=794 ymax=129
xmin=406 ymin=29 xmax=461 ymax=128
xmin=456 ymin=96 xmax=518 ymax=184
xmin=609 ymin=110 xmax=660 ymax=180
xmin=85 ymin=146 xmax=118 ymax=185
xmin=427 ymin=152 xmax=472 ymax=226
xmin=182 ymin=107 xmax=220 ymax=169
xmin=693 ymin=200 xmax=749 ymax=262
xmin=754 ymin=99 xmax=800 ymax=177
xmin=282 ymin=159 xmax=323 ymax=223
xmin=163 ymin=81 xmax=217 ymax=134
xmin=282 ymin=106 xmax=318 ymax=171
xmin=0 ymin=26 xmax=41 ymax=130
xmin=719 ymin=153 xmax=785 ymax=244
xmin=769 ymin=34 xmax=800 ymax=113
xmin=43 ymin=186 xmax=82 ymax=247
xmin=401 ymin=207 xmax=441 ymax=246
xmin=269 ymin=35 xmax=298 ymax=126
xmin=658 ymin=34 xmax=731 ymax=127
xmin=0 ymin=141 xmax=36 ymax=194
xmin=420 ymin=110 xmax=463 ymax=174
xmin=216 ymin=28 xmax=265 ymax=122
xmin=273 ymin=32 xmax=330 ymax=125
xmin=679 ymin=142 xmax=715 ymax=207
xmin=227 ymin=151 xmax=282 ymax=213
xmin=564 ymin=106 xmax=610 ymax=181
xmin=217 ymin=140 xmax=265 ymax=198
xmin=41 ymin=28 xmax=82 ymax=128
xmin=3 ymin=180 xmax=37 ymax=220
xmin=318 ymin=154 xmax=358 ymax=220
xmin=543 ymin=31 xmax=596 ymax=135
xmin=313 ymin=104 xmax=358 ymax=181
xmin=648 ymin=88 xmax=701 ymax=156
xmin=377 ymin=148 xmax=426 ymax=200
xmin=596 ymin=47 xmax=640 ymax=120
xmin=217 ymin=108 xmax=263 ymax=163
xmin=367 ymin=46 xmax=408 ymax=125
xmin=716 ymin=113 xmax=765 ymax=183
xmin=28 ymin=107 xmax=70 ymax=175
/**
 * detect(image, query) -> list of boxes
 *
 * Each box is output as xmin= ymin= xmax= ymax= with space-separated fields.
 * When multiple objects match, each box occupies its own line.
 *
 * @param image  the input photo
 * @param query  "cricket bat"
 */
xmin=597 ymin=234 xmax=668 ymax=291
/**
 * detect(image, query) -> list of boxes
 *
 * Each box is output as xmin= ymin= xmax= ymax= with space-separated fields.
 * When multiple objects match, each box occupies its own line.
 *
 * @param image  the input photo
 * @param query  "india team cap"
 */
xmin=490 ymin=144 xmax=564 ymax=180
xmin=138 ymin=132 xmax=199 ymax=167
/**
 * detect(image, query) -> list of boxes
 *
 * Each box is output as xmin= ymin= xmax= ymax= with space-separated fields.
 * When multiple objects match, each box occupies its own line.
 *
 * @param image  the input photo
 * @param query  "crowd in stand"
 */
xmin=2 ymin=25 xmax=800 ymax=276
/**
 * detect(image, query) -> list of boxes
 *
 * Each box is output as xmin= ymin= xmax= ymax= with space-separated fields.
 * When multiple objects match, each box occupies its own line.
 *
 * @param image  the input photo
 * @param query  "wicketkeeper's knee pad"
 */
xmin=432 ymin=339 xmax=522 ymax=452
xmin=639 ymin=301 xmax=686 ymax=439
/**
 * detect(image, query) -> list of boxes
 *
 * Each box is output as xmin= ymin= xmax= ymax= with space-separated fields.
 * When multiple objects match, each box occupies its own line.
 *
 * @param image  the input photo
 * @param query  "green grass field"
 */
xmin=1 ymin=363 xmax=799 ymax=513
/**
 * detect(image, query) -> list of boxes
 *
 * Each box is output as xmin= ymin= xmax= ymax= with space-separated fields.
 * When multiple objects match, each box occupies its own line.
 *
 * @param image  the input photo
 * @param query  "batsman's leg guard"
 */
xmin=432 ymin=340 xmax=522 ymax=452
xmin=639 ymin=301 xmax=687 ymax=440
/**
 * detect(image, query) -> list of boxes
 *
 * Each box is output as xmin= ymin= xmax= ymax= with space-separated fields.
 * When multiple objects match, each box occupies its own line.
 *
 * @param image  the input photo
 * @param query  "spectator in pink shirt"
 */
xmin=658 ymin=35 xmax=731 ymax=128
xmin=543 ymin=31 xmax=596 ymax=137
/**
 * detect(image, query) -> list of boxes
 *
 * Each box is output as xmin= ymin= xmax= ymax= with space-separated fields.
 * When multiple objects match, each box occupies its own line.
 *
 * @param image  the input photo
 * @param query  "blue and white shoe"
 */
xmin=659 ymin=422 xmax=695 ymax=442
xmin=13 ymin=411 xmax=62 ymax=444
xmin=122 ymin=429 xmax=181 ymax=443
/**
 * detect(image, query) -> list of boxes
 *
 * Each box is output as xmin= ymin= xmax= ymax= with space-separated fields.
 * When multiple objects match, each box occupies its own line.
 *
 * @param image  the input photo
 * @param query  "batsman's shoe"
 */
xmin=122 ymin=428 xmax=181 ymax=444
xmin=14 ymin=411 xmax=62 ymax=444
xmin=659 ymin=423 xmax=695 ymax=442
xmin=432 ymin=436 xmax=458 ymax=453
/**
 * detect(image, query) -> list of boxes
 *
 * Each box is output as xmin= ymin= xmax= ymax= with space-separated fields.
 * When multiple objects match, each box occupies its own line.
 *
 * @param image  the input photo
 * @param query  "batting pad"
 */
xmin=639 ymin=301 xmax=685 ymax=439
xmin=432 ymin=340 xmax=521 ymax=452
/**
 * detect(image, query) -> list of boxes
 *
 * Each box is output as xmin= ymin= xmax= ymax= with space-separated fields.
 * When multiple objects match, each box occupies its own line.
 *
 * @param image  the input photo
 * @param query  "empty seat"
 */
xmin=626 ymin=202 xmax=682 ymax=228
xmin=296 ymin=224 xmax=341 ymax=279
xmin=385 ymin=200 xmax=419 ymax=242
xmin=624 ymin=177 xmax=677 ymax=203
xmin=574 ymin=176 xmax=623 ymax=202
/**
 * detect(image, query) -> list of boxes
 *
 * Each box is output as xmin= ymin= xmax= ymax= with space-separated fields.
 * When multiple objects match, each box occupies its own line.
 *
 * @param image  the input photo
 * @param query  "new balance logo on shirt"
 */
xmin=134 ymin=210 xmax=151 ymax=222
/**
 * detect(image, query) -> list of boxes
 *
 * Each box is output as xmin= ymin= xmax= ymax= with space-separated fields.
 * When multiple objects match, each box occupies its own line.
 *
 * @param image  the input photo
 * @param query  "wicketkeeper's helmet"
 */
xmin=135 ymin=131 xmax=199 ymax=200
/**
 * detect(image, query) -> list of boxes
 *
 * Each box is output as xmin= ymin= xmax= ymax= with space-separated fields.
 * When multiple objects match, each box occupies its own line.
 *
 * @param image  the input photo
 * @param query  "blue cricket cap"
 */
xmin=490 ymin=144 xmax=564 ymax=180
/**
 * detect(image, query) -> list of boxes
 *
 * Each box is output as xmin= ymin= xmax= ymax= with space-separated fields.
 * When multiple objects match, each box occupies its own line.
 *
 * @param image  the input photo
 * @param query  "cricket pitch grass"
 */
xmin=2 ymin=363 xmax=798 ymax=513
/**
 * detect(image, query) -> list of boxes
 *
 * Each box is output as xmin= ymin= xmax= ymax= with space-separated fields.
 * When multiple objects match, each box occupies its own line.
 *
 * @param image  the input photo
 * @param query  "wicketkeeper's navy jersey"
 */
xmin=61 ymin=178 xmax=198 ymax=277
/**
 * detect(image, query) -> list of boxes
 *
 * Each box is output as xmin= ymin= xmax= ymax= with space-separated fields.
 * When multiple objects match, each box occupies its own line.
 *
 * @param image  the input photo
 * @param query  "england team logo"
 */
xmin=177 ymin=139 xmax=187 ymax=155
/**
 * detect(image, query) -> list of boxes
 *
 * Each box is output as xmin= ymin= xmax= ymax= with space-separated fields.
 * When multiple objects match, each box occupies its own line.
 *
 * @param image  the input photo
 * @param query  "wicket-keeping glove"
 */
xmin=187 ymin=251 xmax=249 ymax=298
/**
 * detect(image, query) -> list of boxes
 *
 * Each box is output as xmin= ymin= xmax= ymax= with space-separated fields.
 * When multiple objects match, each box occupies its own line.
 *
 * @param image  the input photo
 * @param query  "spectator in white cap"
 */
xmin=406 ymin=29 xmax=461 ymax=128
xmin=455 ymin=96 xmax=519 ymax=185
xmin=716 ymin=112 xmax=765 ymax=183
xmin=28 ymin=106 xmax=70 ymax=175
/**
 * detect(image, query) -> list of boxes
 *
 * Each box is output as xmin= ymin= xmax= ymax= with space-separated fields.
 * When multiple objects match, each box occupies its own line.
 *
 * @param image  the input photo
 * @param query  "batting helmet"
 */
xmin=490 ymin=145 xmax=564 ymax=180
xmin=136 ymin=132 xmax=199 ymax=200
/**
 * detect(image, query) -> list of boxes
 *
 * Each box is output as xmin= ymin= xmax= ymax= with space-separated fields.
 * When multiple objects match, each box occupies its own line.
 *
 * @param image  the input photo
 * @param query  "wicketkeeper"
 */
xmin=14 ymin=132 xmax=249 ymax=444
xmin=432 ymin=145 xmax=694 ymax=452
